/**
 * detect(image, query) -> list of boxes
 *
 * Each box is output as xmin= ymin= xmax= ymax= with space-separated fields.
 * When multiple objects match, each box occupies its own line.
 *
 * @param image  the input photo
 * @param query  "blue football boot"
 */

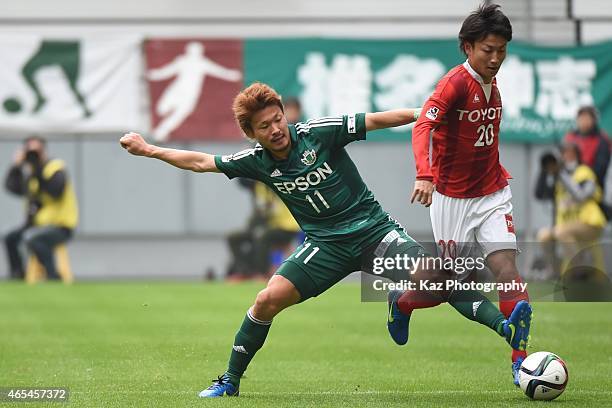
xmin=502 ymin=300 xmax=532 ymax=352
xmin=387 ymin=290 xmax=411 ymax=345
xmin=198 ymin=374 xmax=239 ymax=398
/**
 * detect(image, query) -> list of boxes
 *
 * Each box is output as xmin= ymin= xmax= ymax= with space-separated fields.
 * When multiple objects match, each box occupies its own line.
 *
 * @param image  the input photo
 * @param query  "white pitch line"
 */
xmin=69 ymin=389 xmax=612 ymax=396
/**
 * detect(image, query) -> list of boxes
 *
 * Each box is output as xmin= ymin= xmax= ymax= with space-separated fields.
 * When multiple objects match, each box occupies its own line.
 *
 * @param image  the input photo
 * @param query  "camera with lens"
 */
xmin=24 ymin=149 xmax=41 ymax=166
xmin=539 ymin=151 xmax=560 ymax=176
xmin=534 ymin=151 xmax=559 ymax=201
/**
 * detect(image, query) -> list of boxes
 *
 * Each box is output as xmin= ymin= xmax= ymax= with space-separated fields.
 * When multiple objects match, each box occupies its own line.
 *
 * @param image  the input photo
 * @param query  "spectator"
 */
xmin=564 ymin=106 xmax=610 ymax=193
xmin=226 ymin=178 xmax=301 ymax=280
xmin=536 ymin=143 xmax=606 ymax=276
xmin=251 ymin=182 xmax=301 ymax=276
xmin=225 ymin=177 xmax=266 ymax=279
xmin=4 ymin=136 xmax=78 ymax=280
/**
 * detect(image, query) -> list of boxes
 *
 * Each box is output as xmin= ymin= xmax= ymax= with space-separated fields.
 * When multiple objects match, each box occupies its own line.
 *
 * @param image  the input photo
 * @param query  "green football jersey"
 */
xmin=214 ymin=113 xmax=390 ymax=241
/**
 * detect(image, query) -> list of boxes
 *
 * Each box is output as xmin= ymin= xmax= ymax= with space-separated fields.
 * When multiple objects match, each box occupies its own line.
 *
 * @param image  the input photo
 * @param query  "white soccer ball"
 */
xmin=518 ymin=351 xmax=568 ymax=400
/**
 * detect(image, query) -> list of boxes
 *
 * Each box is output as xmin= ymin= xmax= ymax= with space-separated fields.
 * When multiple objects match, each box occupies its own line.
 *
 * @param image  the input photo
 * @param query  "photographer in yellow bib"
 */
xmin=4 ymin=136 xmax=78 ymax=280
xmin=536 ymin=142 xmax=606 ymax=277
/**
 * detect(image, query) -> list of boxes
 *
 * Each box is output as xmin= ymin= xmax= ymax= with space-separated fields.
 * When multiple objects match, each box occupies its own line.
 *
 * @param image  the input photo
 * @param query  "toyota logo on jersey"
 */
xmin=456 ymin=107 xmax=503 ymax=122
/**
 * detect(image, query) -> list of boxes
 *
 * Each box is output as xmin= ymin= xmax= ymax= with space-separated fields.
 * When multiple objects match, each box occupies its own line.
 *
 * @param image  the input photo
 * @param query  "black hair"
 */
xmin=459 ymin=3 xmax=512 ymax=55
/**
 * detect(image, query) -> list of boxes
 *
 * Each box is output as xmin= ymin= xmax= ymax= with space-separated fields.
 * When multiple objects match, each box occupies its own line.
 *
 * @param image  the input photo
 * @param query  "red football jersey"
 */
xmin=413 ymin=62 xmax=510 ymax=198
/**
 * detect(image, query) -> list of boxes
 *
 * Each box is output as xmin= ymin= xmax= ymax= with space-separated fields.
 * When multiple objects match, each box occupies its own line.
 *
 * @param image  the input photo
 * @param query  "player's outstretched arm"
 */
xmin=364 ymin=108 xmax=420 ymax=131
xmin=119 ymin=132 xmax=220 ymax=173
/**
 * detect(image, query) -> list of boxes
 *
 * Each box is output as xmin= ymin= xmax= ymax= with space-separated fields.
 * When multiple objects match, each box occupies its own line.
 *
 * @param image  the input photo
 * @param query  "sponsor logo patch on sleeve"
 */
xmin=348 ymin=114 xmax=356 ymax=134
xmin=425 ymin=106 xmax=439 ymax=120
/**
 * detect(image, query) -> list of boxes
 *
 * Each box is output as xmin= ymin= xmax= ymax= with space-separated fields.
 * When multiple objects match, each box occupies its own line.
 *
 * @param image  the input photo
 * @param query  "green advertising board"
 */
xmin=245 ymin=39 xmax=612 ymax=143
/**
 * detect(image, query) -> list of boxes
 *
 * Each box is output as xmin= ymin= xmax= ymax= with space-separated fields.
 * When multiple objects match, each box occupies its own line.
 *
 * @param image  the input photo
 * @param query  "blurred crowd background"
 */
xmin=1 ymin=0 xmax=611 ymax=281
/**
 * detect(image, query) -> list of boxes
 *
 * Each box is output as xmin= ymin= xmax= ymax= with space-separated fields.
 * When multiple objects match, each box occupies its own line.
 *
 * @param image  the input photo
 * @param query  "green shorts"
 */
xmin=275 ymin=221 xmax=425 ymax=301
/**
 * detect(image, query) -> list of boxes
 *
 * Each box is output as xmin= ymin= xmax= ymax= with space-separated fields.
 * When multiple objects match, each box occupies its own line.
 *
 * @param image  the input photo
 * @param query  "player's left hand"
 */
xmin=411 ymin=180 xmax=434 ymax=207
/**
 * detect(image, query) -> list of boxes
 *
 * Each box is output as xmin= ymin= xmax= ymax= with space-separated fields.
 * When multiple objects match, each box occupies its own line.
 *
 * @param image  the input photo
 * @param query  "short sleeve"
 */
xmin=214 ymin=147 xmax=262 ymax=180
xmin=298 ymin=113 xmax=366 ymax=150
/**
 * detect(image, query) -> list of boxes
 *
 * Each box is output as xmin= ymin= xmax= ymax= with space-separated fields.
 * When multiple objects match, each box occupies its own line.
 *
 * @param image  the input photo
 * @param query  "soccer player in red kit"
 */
xmin=386 ymin=3 xmax=532 ymax=386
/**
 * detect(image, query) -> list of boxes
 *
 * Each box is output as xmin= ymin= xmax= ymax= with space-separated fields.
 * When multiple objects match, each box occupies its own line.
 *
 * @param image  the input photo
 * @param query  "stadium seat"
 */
xmin=25 ymin=244 xmax=74 ymax=284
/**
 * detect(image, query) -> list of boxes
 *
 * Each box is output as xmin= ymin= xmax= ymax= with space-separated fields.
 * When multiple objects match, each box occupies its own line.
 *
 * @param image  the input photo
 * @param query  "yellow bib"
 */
xmin=555 ymin=165 xmax=606 ymax=228
xmin=28 ymin=159 xmax=78 ymax=229
xmin=254 ymin=182 xmax=300 ymax=232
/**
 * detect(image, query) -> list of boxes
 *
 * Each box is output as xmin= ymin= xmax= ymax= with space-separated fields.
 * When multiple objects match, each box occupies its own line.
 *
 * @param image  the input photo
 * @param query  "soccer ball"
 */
xmin=518 ymin=351 xmax=568 ymax=400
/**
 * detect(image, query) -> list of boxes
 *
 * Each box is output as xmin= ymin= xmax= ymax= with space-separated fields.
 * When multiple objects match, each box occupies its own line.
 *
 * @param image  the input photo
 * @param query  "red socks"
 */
xmin=397 ymin=290 xmax=443 ymax=315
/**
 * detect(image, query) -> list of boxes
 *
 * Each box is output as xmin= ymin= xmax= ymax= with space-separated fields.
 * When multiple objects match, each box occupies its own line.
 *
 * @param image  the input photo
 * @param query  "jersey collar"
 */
xmin=463 ymin=60 xmax=494 ymax=85
xmin=261 ymin=125 xmax=298 ymax=169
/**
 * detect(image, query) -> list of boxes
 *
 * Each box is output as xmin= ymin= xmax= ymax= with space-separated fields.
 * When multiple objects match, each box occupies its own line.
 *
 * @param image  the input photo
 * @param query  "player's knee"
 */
xmin=498 ymin=266 xmax=520 ymax=284
xmin=255 ymin=289 xmax=272 ymax=309
xmin=487 ymin=251 xmax=519 ymax=282
xmin=413 ymin=258 xmax=451 ymax=282
xmin=254 ymin=287 xmax=286 ymax=317
xmin=412 ymin=263 xmax=451 ymax=301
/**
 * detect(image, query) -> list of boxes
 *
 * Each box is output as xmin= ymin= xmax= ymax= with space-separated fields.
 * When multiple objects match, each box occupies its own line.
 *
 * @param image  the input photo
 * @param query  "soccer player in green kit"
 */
xmin=120 ymin=82 xmax=531 ymax=398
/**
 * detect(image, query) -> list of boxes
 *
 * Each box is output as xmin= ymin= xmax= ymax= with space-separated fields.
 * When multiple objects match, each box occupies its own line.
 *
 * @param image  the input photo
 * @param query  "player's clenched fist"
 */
xmin=120 ymin=132 xmax=152 ymax=157
xmin=411 ymin=180 xmax=434 ymax=207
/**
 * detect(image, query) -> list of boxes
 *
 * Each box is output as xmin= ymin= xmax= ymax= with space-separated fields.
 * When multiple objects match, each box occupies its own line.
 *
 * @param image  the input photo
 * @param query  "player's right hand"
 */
xmin=120 ymin=132 xmax=152 ymax=157
xmin=411 ymin=180 xmax=434 ymax=207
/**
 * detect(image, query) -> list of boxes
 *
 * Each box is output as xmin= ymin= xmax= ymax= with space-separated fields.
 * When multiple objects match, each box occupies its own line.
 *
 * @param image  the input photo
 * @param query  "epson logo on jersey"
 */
xmin=456 ymin=107 xmax=502 ymax=122
xmin=273 ymin=162 xmax=333 ymax=194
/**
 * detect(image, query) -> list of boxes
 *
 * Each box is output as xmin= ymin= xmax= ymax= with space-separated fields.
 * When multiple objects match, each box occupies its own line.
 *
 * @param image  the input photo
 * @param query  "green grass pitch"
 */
xmin=1 ymin=281 xmax=611 ymax=407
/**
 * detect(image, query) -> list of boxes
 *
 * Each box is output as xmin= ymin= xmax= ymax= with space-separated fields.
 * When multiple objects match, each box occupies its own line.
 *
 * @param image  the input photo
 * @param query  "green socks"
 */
xmin=225 ymin=308 xmax=272 ymax=386
xmin=447 ymin=289 xmax=506 ymax=336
